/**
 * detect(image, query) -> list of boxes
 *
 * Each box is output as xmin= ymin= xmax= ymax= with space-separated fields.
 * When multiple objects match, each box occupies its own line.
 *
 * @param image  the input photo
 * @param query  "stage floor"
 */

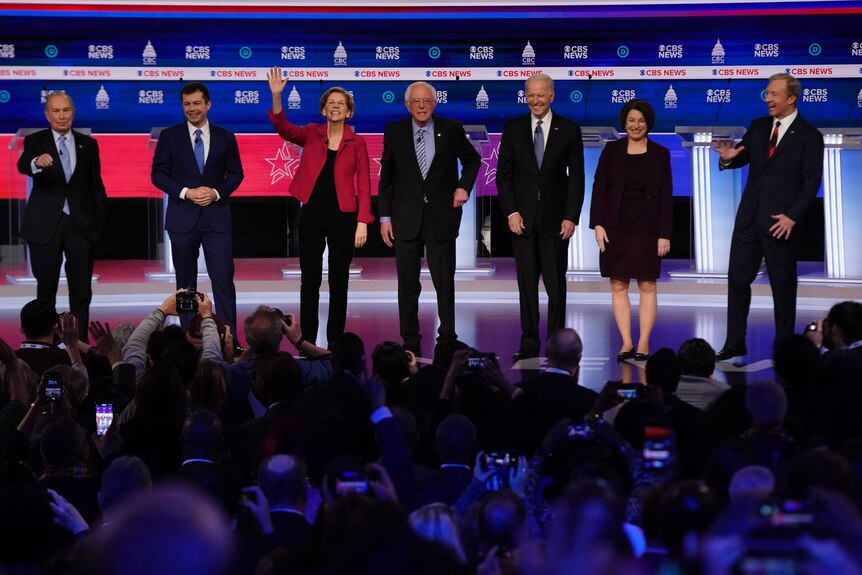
xmin=1 ymin=257 xmax=858 ymax=390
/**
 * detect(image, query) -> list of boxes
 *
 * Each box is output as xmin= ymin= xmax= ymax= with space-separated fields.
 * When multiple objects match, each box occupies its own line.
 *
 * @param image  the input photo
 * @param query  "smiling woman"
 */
xmin=267 ymin=66 xmax=374 ymax=348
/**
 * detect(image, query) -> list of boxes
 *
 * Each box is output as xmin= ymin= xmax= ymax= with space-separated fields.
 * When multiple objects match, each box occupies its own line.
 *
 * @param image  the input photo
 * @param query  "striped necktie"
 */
xmin=416 ymin=128 xmax=428 ymax=180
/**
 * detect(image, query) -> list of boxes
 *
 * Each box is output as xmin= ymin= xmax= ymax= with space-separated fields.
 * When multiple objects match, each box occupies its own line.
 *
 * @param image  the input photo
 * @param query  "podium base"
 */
xmin=799 ymin=273 xmax=862 ymax=285
xmin=421 ymin=263 xmax=496 ymax=275
xmin=283 ymin=265 xmax=363 ymax=278
xmin=6 ymin=273 xmax=100 ymax=285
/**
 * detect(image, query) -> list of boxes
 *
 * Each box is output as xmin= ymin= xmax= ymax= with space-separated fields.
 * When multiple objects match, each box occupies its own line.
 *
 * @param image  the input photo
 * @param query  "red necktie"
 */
xmin=768 ymin=121 xmax=781 ymax=158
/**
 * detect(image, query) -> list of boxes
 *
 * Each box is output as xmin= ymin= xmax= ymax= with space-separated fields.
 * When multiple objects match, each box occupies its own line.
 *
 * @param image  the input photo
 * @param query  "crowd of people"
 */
xmin=0 ymin=290 xmax=860 ymax=574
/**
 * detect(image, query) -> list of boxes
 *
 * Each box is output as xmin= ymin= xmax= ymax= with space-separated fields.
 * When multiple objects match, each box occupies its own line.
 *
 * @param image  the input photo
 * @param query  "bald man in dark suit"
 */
xmin=17 ymin=90 xmax=106 ymax=341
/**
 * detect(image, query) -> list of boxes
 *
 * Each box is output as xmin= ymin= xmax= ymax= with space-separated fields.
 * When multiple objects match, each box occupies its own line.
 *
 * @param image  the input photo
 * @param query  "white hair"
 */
xmin=404 ymin=81 xmax=437 ymax=102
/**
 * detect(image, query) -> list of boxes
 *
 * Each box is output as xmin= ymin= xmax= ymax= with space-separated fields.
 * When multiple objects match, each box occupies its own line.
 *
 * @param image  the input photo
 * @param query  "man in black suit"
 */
xmin=151 ymin=82 xmax=244 ymax=335
xmin=512 ymin=328 xmax=597 ymax=453
xmin=496 ymin=74 xmax=585 ymax=361
xmin=17 ymin=91 xmax=107 ymax=341
xmin=378 ymin=81 xmax=481 ymax=355
xmin=714 ymin=73 xmax=824 ymax=360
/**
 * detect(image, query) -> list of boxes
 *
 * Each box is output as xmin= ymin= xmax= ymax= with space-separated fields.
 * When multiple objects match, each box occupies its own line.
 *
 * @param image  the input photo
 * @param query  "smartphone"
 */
xmin=567 ymin=423 xmax=593 ymax=441
xmin=334 ymin=470 xmax=369 ymax=495
xmin=96 ymin=404 xmax=113 ymax=436
xmin=44 ymin=371 xmax=63 ymax=402
xmin=466 ymin=352 xmax=495 ymax=371
xmin=616 ymin=383 xmax=643 ymax=400
xmin=483 ymin=451 xmax=517 ymax=471
xmin=642 ymin=426 xmax=672 ymax=468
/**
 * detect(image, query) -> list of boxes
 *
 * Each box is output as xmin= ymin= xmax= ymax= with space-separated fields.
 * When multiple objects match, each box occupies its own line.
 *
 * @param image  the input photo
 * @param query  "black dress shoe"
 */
xmin=633 ymin=352 xmax=650 ymax=362
xmin=616 ymin=349 xmax=635 ymax=362
xmin=715 ymin=344 xmax=747 ymax=361
xmin=512 ymin=350 xmax=537 ymax=362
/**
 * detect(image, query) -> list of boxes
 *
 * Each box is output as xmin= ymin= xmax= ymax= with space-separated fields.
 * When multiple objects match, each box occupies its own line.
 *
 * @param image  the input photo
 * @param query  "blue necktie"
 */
xmin=534 ymin=119 xmax=545 ymax=167
xmin=416 ymin=128 xmax=428 ymax=180
xmin=58 ymin=135 xmax=72 ymax=214
xmin=58 ymin=135 xmax=72 ymax=182
xmin=194 ymin=128 xmax=205 ymax=174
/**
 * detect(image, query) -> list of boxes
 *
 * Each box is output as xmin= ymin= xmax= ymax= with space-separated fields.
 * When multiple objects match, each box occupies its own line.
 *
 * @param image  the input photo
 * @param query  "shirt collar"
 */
xmin=774 ymin=109 xmax=797 ymax=127
xmin=412 ymin=118 xmax=434 ymax=136
xmin=52 ymin=129 xmax=73 ymax=143
xmin=188 ymin=121 xmax=210 ymax=137
xmin=544 ymin=367 xmax=571 ymax=376
xmin=532 ymin=110 xmax=553 ymax=129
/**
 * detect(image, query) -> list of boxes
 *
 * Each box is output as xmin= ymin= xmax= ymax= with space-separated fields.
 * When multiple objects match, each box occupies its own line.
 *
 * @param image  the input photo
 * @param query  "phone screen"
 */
xmin=44 ymin=372 xmax=62 ymax=401
xmin=616 ymin=383 xmax=642 ymax=400
xmin=96 ymin=404 xmax=113 ymax=436
xmin=335 ymin=471 xmax=369 ymax=495
xmin=643 ymin=426 xmax=672 ymax=468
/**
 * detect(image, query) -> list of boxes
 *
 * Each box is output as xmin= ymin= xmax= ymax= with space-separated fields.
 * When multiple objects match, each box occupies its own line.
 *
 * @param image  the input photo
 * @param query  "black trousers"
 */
xmin=298 ymin=209 xmax=356 ymax=347
xmin=170 ymin=224 xmax=237 ymax=336
xmin=393 ymin=204 xmax=457 ymax=352
xmin=726 ymin=214 xmax=800 ymax=348
xmin=511 ymin=211 xmax=570 ymax=355
xmin=28 ymin=214 xmax=94 ymax=341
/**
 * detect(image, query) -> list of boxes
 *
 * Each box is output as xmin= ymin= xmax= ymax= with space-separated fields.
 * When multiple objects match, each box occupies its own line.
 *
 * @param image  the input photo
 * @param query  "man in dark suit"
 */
xmin=151 ymin=82 xmax=244 ymax=335
xmin=512 ymin=328 xmax=597 ymax=453
xmin=714 ymin=73 xmax=824 ymax=360
xmin=497 ymin=74 xmax=585 ymax=361
xmin=378 ymin=81 xmax=481 ymax=355
xmin=16 ymin=91 xmax=107 ymax=341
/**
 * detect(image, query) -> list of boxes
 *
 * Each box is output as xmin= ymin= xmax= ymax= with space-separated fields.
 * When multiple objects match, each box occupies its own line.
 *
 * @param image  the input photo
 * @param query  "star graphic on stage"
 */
xmin=265 ymin=143 xmax=302 ymax=185
xmin=480 ymin=144 xmax=500 ymax=185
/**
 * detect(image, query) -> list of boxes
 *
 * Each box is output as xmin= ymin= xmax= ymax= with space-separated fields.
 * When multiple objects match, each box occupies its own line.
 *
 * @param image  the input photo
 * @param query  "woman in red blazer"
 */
xmin=267 ymin=66 xmax=374 ymax=347
xmin=589 ymin=99 xmax=673 ymax=362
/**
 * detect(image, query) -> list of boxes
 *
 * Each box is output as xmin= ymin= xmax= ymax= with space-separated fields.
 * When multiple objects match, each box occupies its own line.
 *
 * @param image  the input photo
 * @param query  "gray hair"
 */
xmin=404 ymin=81 xmax=437 ymax=103
xmin=525 ymin=73 xmax=554 ymax=93
xmin=44 ymin=90 xmax=74 ymax=110
xmin=768 ymin=73 xmax=801 ymax=101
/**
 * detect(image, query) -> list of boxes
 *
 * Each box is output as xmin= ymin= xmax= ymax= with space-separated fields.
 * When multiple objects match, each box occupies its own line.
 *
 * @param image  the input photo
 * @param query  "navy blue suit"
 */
xmin=151 ymin=122 xmax=243 ymax=333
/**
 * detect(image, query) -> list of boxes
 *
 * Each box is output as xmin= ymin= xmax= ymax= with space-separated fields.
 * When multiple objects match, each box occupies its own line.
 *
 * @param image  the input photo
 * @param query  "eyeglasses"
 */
xmin=409 ymin=98 xmax=434 ymax=106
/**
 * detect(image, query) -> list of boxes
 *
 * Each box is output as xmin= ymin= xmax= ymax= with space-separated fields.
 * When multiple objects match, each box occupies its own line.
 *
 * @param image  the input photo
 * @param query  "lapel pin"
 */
xmin=437 ymin=133 xmax=441 ymax=137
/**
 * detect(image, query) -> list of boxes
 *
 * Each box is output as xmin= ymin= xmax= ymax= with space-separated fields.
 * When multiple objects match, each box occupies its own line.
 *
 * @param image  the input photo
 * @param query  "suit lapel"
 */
xmin=769 ymin=115 xmax=800 ymax=162
xmin=403 ymin=119 xmax=423 ymax=179
xmin=542 ymin=115 xmax=562 ymax=169
xmin=69 ymin=130 xmax=86 ymax=182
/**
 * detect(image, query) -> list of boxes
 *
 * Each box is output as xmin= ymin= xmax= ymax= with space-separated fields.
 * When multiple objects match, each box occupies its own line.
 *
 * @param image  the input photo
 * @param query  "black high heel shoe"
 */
xmin=633 ymin=352 xmax=650 ymax=362
xmin=616 ymin=349 xmax=635 ymax=362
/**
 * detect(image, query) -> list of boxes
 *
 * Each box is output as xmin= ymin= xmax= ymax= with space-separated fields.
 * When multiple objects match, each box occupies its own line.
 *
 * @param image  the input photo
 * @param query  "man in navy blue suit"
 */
xmin=152 ymin=82 xmax=244 ymax=335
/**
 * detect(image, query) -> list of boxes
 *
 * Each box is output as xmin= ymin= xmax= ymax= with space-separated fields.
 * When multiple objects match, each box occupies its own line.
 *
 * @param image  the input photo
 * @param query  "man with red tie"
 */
xmin=713 ymin=73 xmax=824 ymax=360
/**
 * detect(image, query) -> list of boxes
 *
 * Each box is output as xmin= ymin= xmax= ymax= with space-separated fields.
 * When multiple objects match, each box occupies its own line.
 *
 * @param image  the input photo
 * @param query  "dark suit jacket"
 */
xmin=496 ymin=112 xmax=585 ymax=236
xmin=151 ymin=122 xmax=244 ymax=233
xmin=723 ymin=114 xmax=823 ymax=233
xmin=589 ymin=136 xmax=673 ymax=238
xmin=378 ymin=114 xmax=481 ymax=241
xmin=16 ymin=129 xmax=106 ymax=244
xmin=513 ymin=371 xmax=598 ymax=453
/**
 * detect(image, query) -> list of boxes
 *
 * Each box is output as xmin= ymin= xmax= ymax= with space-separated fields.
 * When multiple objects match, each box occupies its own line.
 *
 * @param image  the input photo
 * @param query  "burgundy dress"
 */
xmin=599 ymin=152 xmax=660 ymax=280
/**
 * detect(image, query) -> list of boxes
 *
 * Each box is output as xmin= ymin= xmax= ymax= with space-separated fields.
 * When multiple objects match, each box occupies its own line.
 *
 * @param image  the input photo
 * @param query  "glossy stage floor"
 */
xmin=1 ymin=257 xmax=858 ymax=391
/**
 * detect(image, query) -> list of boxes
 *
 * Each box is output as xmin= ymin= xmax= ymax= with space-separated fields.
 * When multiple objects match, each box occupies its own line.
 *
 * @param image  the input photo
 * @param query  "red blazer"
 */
xmin=268 ymin=109 xmax=374 ymax=224
xmin=589 ymin=136 xmax=673 ymax=238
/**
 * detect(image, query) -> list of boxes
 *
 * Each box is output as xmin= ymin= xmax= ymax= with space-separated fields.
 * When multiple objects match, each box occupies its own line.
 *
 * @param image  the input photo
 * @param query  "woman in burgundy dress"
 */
xmin=589 ymin=99 xmax=673 ymax=362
